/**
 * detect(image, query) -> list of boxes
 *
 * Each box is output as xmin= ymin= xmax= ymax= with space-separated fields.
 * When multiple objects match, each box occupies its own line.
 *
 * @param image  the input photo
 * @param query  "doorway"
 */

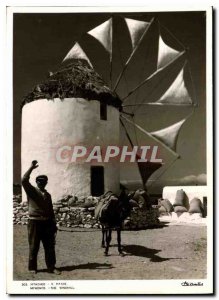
xmin=91 ymin=166 xmax=104 ymax=196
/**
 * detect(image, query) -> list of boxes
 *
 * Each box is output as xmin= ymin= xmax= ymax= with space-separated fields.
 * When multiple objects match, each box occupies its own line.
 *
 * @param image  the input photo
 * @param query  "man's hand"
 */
xmin=31 ymin=160 xmax=39 ymax=169
xmin=22 ymin=160 xmax=39 ymax=185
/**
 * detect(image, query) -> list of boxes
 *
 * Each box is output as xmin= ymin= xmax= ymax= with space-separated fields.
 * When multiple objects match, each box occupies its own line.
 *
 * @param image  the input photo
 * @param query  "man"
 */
xmin=22 ymin=160 xmax=61 ymax=275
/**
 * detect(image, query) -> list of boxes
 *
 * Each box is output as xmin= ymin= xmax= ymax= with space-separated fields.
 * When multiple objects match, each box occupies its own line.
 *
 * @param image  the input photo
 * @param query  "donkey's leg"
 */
xmin=117 ymin=228 xmax=124 ymax=256
xmin=104 ymin=229 xmax=111 ymax=256
xmin=108 ymin=229 xmax=112 ymax=246
xmin=101 ymin=226 xmax=106 ymax=248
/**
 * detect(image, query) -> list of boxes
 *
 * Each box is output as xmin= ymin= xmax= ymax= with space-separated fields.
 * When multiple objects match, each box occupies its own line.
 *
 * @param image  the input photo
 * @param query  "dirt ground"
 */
xmin=13 ymin=223 xmax=207 ymax=281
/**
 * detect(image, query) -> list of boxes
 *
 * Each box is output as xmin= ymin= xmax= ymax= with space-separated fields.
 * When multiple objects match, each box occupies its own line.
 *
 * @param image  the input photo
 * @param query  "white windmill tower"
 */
xmin=21 ymin=60 xmax=122 ymax=202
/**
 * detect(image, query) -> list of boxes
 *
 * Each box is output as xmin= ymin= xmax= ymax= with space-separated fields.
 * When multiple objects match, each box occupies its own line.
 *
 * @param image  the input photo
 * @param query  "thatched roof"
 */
xmin=21 ymin=59 xmax=122 ymax=110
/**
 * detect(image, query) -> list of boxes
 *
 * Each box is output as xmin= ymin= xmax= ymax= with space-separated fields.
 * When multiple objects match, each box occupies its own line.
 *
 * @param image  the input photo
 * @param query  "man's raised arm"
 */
xmin=22 ymin=160 xmax=39 ymax=192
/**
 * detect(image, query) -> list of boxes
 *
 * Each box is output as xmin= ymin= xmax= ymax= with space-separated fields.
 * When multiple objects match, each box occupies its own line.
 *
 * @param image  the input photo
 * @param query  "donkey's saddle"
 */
xmin=94 ymin=192 xmax=118 ymax=221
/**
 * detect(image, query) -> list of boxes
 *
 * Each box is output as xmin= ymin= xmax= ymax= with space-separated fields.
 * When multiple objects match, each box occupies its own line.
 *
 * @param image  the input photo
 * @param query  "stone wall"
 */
xmin=13 ymin=194 xmax=159 ymax=229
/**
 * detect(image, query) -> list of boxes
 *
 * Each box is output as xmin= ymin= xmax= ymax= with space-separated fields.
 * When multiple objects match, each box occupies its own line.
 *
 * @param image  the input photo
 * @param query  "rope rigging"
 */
xmin=187 ymin=60 xmax=199 ymax=107
xmin=147 ymin=155 xmax=179 ymax=189
xmin=158 ymin=20 xmax=186 ymax=51
xmin=115 ymin=18 xmax=130 ymax=103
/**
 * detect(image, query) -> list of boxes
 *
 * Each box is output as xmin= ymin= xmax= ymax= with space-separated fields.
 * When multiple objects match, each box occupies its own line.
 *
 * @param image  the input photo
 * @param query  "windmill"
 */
xmin=21 ymin=14 xmax=197 ymax=201
xmin=62 ymin=15 xmax=196 ymax=190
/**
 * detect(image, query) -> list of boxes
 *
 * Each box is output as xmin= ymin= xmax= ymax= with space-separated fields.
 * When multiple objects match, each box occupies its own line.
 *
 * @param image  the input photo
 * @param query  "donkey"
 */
xmin=95 ymin=190 xmax=132 ymax=256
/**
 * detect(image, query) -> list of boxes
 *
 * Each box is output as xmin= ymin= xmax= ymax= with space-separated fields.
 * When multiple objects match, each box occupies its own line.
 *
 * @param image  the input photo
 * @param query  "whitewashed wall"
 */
xmin=22 ymin=98 xmax=120 ymax=201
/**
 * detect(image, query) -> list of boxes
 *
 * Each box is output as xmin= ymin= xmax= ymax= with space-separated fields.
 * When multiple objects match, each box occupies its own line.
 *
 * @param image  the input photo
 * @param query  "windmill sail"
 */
xmin=113 ymin=17 xmax=156 ymax=92
xmin=122 ymin=51 xmax=186 ymax=104
xmin=150 ymin=118 xmax=186 ymax=151
xmin=120 ymin=118 xmax=163 ymax=186
xmin=125 ymin=18 xmax=150 ymax=50
xmin=136 ymin=156 xmax=163 ymax=186
xmin=122 ymin=29 xmax=194 ymax=107
xmin=155 ymin=64 xmax=192 ymax=105
xmin=63 ymin=42 xmax=93 ymax=67
xmin=121 ymin=115 xmax=181 ymax=157
xmin=157 ymin=34 xmax=180 ymax=69
xmin=88 ymin=18 xmax=112 ymax=55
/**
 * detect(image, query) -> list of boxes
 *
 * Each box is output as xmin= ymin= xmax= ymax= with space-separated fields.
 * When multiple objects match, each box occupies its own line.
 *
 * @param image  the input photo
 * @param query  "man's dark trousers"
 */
xmin=28 ymin=219 xmax=57 ymax=271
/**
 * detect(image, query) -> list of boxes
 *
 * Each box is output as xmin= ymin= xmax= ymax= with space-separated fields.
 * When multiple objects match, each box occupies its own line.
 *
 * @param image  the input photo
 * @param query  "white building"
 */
xmin=22 ymin=60 xmax=121 ymax=201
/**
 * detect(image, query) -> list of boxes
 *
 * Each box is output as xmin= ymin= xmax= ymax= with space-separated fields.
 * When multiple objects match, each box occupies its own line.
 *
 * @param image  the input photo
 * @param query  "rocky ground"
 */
xmin=13 ymin=223 xmax=207 ymax=281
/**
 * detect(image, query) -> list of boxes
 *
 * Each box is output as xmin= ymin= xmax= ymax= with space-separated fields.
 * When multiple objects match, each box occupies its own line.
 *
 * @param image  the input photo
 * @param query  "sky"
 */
xmin=13 ymin=11 xmax=206 ymax=192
